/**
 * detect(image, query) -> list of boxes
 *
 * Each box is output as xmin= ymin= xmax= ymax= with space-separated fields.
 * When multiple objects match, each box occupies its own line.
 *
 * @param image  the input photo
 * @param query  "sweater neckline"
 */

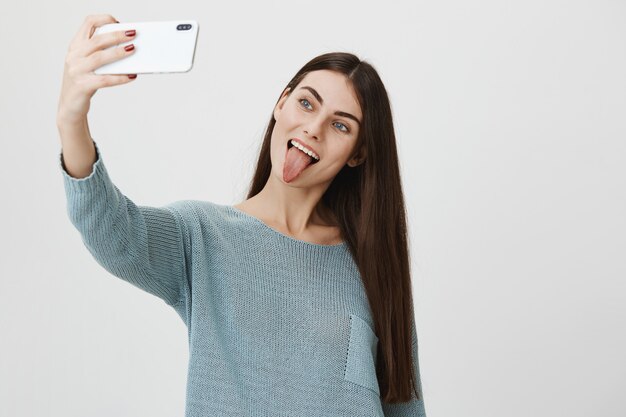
xmin=225 ymin=205 xmax=347 ymax=249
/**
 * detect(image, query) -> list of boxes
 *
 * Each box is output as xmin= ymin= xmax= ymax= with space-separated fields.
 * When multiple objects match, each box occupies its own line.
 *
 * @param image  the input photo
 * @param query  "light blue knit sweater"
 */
xmin=59 ymin=140 xmax=426 ymax=417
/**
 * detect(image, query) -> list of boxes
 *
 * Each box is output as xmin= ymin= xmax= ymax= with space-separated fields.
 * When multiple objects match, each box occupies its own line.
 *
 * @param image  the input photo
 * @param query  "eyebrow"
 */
xmin=298 ymin=86 xmax=362 ymax=126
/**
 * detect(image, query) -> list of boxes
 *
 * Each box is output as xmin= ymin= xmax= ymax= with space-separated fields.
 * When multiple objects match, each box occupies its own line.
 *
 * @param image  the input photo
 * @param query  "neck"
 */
xmin=249 ymin=173 xmax=335 ymax=234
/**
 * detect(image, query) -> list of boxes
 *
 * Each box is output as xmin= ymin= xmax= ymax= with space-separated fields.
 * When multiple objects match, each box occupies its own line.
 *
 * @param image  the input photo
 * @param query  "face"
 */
xmin=271 ymin=69 xmax=364 ymax=187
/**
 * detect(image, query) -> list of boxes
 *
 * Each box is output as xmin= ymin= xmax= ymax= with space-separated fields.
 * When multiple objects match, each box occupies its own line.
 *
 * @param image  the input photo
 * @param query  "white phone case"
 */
xmin=93 ymin=20 xmax=199 ymax=74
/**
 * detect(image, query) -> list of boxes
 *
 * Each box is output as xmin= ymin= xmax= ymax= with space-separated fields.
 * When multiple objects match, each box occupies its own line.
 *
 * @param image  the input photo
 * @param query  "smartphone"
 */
xmin=93 ymin=20 xmax=199 ymax=75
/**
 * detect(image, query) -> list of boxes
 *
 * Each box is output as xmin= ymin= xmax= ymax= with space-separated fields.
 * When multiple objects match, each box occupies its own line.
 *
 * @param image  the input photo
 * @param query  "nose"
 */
xmin=303 ymin=117 xmax=324 ymax=141
xmin=303 ymin=129 xmax=317 ymax=140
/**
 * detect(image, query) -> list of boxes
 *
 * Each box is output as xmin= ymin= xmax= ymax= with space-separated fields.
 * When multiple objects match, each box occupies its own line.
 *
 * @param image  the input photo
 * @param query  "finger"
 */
xmin=76 ymin=14 xmax=118 ymax=41
xmin=88 ymin=73 xmax=138 ymax=89
xmin=79 ymin=29 xmax=135 ymax=58
xmin=80 ymin=43 xmax=136 ymax=74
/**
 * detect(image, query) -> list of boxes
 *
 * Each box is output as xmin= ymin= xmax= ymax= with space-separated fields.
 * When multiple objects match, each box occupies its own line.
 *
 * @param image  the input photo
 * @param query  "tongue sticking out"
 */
xmin=283 ymin=145 xmax=314 ymax=183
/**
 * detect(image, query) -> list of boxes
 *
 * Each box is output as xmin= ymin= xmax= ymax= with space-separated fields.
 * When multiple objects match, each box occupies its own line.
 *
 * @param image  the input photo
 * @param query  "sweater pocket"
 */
xmin=344 ymin=313 xmax=380 ymax=396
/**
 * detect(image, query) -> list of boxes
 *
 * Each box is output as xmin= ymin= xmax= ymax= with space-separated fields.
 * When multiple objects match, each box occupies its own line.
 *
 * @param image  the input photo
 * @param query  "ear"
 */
xmin=273 ymin=87 xmax=291 ymax=121
xmin=346 ymin=147 xmax=367 ymax=168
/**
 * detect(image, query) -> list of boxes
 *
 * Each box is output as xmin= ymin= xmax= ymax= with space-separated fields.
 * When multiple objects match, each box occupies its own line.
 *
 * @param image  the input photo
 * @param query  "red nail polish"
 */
xmin=124 ymin=44 xmax=134 ymax=52
xmin=125 ymin=30 xmax=136 ymax=37
xmin=128 ymin=74 xmax=137 ymax=79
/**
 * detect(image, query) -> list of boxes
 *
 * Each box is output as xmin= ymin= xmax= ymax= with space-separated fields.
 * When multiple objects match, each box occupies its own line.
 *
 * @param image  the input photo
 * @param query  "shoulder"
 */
xmin=163 ymin=200 xmax=231 ymax=227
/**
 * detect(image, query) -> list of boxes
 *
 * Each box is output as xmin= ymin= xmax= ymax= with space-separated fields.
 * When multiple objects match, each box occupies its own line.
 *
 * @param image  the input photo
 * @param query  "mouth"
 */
xmin=287 ymin=140 xmax=320 ymax=164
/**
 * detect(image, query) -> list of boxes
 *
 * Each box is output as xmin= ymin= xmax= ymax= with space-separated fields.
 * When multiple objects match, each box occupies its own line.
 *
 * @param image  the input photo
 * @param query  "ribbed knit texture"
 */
xmin=59 ymin=140 xmax=426 ymax=417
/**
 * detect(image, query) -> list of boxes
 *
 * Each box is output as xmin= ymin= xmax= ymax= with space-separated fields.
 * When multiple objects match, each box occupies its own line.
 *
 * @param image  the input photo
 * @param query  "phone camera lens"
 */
xmin=177 ymin=24 xmax=192 ymax=31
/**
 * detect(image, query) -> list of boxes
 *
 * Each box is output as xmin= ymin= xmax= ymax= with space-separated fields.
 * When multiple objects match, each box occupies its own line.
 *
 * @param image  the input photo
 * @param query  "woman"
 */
xmin=58 ymin=14 xmax=426 ymax=417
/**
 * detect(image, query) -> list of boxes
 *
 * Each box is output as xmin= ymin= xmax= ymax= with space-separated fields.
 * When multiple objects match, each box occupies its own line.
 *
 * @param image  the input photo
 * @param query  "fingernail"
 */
xmin=128 ymin=74 xmax=137 ymax=79
xmin=124 ymin=44 xmax=135 ymax=52
xmin=125 ymin=30 xmax=136 ymax=37
xmin=115 ymin=20 xmax=120 ymax=23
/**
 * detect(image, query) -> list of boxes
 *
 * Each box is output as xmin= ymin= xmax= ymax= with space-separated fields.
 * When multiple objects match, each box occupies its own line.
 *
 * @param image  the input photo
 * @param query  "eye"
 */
xmin=299 ymin=98 xmax=313 ymax=110
xmin=334 ymin=122 xmax=349 ymax=133
xmin=298 ymin=98 xmax=351 ymax=134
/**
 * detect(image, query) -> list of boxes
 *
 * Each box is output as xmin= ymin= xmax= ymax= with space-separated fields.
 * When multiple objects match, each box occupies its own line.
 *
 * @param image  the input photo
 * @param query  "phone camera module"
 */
xmin=176 ymin=24 xmax=192 ymax=31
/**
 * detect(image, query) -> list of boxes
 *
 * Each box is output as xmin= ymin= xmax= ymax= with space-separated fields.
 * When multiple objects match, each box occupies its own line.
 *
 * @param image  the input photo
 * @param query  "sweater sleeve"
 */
xmin=59 ymin=140 xmax=189 ymax=308
xmin=381 ymin=318 xmax=427 ymax=417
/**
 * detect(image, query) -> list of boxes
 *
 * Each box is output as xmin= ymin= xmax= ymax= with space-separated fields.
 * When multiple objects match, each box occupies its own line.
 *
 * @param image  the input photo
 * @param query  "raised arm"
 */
xmin=59 ymin=140 xmax=190 ymax=309
xmin=56 ymin=14 xmax=190 ymax=317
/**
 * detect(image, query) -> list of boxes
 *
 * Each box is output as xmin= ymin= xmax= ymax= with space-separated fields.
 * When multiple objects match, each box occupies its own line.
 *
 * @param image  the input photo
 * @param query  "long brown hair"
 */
xmin=244 ymin=52 xmax=421 ymax=403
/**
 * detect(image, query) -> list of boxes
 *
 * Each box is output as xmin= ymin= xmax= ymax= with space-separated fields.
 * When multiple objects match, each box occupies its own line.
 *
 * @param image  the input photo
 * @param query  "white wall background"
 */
xmin=1 ymin=1 xmax=624 ymax=416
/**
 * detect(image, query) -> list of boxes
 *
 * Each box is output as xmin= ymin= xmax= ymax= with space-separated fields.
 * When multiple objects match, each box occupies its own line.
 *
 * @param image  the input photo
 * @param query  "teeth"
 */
xmin=290 ymin=139 xmax=320 ymax=160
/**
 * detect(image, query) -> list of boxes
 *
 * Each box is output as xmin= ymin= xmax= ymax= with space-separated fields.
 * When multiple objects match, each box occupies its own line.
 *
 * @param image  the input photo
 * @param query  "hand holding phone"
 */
xmin=57 ymin=14 xmax=139 ymax=125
